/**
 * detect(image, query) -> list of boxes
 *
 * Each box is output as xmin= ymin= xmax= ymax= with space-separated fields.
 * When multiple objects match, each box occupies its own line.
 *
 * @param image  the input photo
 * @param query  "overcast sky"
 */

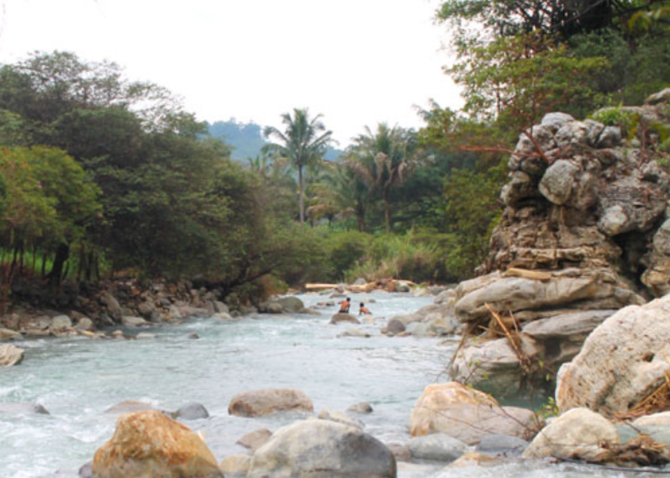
xmin=0 ymin=0 xmax=461 ymax=145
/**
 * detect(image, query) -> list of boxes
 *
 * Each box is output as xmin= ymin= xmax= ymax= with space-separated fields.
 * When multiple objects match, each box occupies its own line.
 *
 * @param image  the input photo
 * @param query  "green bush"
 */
xmin=590 ymin=105 xmax=639 ymax=137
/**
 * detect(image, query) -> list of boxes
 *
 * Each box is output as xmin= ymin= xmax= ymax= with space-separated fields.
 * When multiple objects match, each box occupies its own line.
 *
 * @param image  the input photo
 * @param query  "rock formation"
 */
xmin=450 ymin=89 xmax=670 ymax=396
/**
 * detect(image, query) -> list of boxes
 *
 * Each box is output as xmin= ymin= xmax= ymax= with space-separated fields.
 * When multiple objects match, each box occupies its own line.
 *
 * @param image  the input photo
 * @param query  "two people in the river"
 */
xmin=338 ymin=297 xmax=372 ymax=316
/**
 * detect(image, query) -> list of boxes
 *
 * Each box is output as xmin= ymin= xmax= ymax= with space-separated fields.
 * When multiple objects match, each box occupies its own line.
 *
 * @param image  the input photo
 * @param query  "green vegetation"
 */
xmin=2 ymin=0 xmax=669 ymax=307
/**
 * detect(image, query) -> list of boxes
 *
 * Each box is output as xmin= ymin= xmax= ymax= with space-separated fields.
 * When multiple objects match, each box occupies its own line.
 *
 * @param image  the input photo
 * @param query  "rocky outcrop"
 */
xmin=246 ymin=419 xmax=397 ymax=478
xmin=92 ymin=410 xmax=222 ymax=478
xmin=0 ymin=344 xmax=24 ymax=367
xmin=449 ymin=90 xmax=670 ymax=396
xmin=523 ymin=408 xmax=618 ymax=460
xmin=409 ymin=382 xmax=538 ymax=445
xmin=556 ymin=295 xmax=670 ymax=413
xmin=228 ymin=388 xmax=314 ymax=417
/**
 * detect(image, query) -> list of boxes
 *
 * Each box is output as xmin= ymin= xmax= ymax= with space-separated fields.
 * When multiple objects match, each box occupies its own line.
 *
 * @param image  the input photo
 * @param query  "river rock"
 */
xmin=410 ymin=382 xmax=538 ymax=445
xmin=318 ymin=409 xmax=365 ymax=429
xmin=266 ymin=302 xmax=283 ymax=314
xmin=50 ymin=315 xmax=72 ymax=332
xmin=386 ymin=318 xmax=406 ymax=335
xmin=75 ymin=318 xmax=94 ymax=331
xmin=104 ymin=400 xmax=156 ymax=414
xmin=228 ymin=388 xmax=314 ymax=417
xmin=275 ymin=296 xmax=305 ymax=313
xmin=92 ymin=410 xmax=222 ymax=478
xmin=523 ymin=408 xmax=618 ymax=460
xmin=237 ymin=428 xmax=273 ymax=451
xmin=348 ymin=402 xmax=373 ymax=414
xmin=175 ymin=402 xmax=209 ymax=420
xmin=121 ymin=316 xmax=147 ymax=327
xmin=246 ymin=419 xmax=396 ymax=478
xmin=0 ymin=328 xmax=21 ymax=340
xmin=0 ymin=344 xmax=24 ymax=367
xmin=0 ymin=402 xmax=50 ymax=415
xmin=220 ymin=454 xmax=251 ymax=477
xmin=330 ymin=313 xmax=360 ymax=325
xmin=556 ymin=295 xmax=670 ymax=413
xmin=101 ymin=292 xmax=123 ymax=321
xmin=408 ymin=433 xmax=468 ymax=462
xmin=475 ymin=434 xmax=529 ymax=457
xmin=449 ymin=335 xmax=539 ymax=396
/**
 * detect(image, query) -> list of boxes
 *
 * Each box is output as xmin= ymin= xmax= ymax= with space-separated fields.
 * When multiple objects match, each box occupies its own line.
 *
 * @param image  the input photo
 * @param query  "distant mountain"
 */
xmin=207 ymin=119 xmax=343 ymax=163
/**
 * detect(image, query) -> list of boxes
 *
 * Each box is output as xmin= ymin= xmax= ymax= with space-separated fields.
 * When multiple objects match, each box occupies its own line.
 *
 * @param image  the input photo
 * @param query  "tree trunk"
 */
xmin=384 ymin=193 xmax=392 ymax=234
xmin=48 ymin=243 xmax=70 ymax=287
xmin=298 ymin=166 xmax=305 ymax=225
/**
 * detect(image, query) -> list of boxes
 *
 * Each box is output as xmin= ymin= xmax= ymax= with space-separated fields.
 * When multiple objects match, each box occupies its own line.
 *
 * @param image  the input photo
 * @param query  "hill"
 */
xmin=207 ymin=119 xmax=343 ymax=162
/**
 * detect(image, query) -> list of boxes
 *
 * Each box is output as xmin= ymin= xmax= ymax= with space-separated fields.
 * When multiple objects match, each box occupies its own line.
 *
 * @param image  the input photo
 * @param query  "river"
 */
xmin=0 ymin=291 xmax=633 ymax=477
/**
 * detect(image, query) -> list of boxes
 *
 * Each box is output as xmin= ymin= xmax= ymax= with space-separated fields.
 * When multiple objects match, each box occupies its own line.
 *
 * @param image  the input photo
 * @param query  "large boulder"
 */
xmin=409 ymin=382 xmax=538 ymax=445
xmin=246 ymin=419 xmax=396 ymax=478
xmin=275 ymin=296 xmax=305 ymax=313
xmin=92 ymin=410 xmax=222 ymax=478
xmin=449 ymin=335 xmax=540 ymax=397
xmin=523 ymin=408 xmax=618 ymax=460
xmin=228 ymin=388 xmax=314 ymax=417
xmin=0 ymin=344 xmax=24 ymax=367
xmin=557 ymin=295 xmax=670 ymax=413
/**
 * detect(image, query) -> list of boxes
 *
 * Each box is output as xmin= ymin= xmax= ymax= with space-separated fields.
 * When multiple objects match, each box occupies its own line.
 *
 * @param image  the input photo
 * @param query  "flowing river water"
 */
xmin=0 ymin=291 xmax=634 ymax=478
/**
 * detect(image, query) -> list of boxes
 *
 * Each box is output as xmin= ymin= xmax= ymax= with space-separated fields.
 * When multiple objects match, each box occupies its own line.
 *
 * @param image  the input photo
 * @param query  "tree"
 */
xmin=307 ymin=161 xmax=370 ymax=231
xmin=347 ymin=124 xmax=421 ymax=233
xmin=263 ymin=108 xmax=333 ymax=225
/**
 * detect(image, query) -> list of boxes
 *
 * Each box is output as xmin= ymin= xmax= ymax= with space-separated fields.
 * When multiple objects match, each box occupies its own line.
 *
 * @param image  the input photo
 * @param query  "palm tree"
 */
xmin=263 ymin=108 xmax=333 ymax=225
xmin=347 ymin=123 xmax=420 ymax=233
xmin=307 ymin=161 xmax=370 ymax=231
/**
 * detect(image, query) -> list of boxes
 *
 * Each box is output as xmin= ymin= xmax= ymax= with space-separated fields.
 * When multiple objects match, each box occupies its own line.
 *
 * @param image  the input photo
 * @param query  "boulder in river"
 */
xmin=408 ymin=433 xmax=468 ymax=462
xmin=228 ymin=388 xmax=314 ymax=417
xmin=0 ymin=344 xmax=24 ymax=367
xmin=175 ymin=402 xmax=209 ymax=420
xmin=92 ymin=410 xmax=222 ymax=478
xmin=348 ymin=402 xmax=373 ymax=414
xmin=246 ymin=419 xmax=396 ymax=478
xmin=330 ymin=313 xmax=360 ymax=325
xmin=410 ymin=382 xmax=539 ymax=445
xmin=557 ymin=295 xmax=670 ymax=413
xmin=523 ymin=408 xmax=618 ymax=461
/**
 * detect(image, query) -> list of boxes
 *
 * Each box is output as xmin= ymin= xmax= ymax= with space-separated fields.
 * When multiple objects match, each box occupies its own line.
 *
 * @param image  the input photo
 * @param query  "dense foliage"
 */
xmin=2 ymin=1 xmax=668 ymax=307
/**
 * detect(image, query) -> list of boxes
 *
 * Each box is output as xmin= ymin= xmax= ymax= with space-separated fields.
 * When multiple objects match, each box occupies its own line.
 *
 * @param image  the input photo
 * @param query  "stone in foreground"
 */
xmin=408 ymin=433 xmax=468 ymax=462
xmin=410 ymin=382 xmax=538 ymax=445
xmin=228 ymin=388 xmax=314 ymax=417
xmin=92 ymin=410 xmax=222 ymax=478
xmin=247 ymin=419 xmax=396 ymax=478
xmin=523 ymin=408 xmax=618 ymax=461
xmin=556 ymin=295 xmax=670 ymax=413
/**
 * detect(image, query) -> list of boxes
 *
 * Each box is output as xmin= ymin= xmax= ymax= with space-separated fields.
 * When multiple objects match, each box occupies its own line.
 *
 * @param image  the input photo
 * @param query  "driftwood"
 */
xmin=503 ymin=267 xmax=552 ymax=281
xmin=304 ymin=283 xmax=340 ymax=290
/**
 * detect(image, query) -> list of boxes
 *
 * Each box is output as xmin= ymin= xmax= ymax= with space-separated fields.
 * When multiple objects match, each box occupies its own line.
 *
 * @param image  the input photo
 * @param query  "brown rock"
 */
xmin=236 ymin=428 xmax=273 ymax=451
xmin=0 ymin=344 xmax=24 ymax=367
xmin=92 ymin=410 xmax=222 ymax=478
xmin=228 ymin=388 xmax=314 ymax=417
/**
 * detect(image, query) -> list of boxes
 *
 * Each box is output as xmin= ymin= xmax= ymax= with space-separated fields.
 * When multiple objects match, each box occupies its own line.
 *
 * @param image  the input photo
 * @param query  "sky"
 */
xmin=0 ymin=0 xmax=462 ymax=146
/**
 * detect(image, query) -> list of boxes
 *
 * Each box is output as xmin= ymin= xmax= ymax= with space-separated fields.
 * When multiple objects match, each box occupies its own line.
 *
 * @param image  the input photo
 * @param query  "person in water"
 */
xmin=359 ymin=302 xmax=372 ymax=316
xmin=338 ymin=297 xmax=351 ymax=313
